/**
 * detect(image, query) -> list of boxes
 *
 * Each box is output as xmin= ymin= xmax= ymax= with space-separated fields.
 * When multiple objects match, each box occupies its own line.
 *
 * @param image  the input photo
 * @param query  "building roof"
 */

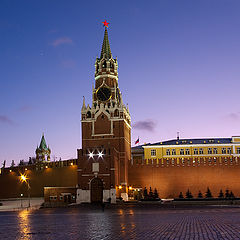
xmin=132 ymin=138 xmax=232 ymax=150
xmin=100 ymin=27 xmax=112 ymax=60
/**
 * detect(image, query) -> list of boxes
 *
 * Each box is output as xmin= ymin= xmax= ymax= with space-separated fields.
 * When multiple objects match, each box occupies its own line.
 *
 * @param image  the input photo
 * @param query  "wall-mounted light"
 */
xmin=89 ymin=152 xmax=94 ymax=158
xmin=119 ymin=185 xmax=122 ymax=189
xmin=98 ymin=151 xmax=104 ymax=158
xmin=129 ymin=186 xmax=132 ymax=190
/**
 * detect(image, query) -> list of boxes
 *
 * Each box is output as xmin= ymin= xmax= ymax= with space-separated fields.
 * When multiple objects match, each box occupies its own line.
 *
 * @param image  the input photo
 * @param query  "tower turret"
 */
xmin=35 ymin=133 xmax=51 ymax=162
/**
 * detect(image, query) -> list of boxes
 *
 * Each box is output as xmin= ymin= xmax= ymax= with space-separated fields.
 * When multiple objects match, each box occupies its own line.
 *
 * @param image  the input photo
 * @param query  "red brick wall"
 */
xmin=128 ymin=162 xmax=240 ymax=198
xmin=0 ymin=163 xmax=77 ymax=199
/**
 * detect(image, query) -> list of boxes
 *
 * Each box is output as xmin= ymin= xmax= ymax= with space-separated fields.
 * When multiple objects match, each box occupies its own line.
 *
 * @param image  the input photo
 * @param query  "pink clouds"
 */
xmin=51 ymin=37 xmax=73 ymax=47
xmin=0 ymin=115 xmax=13 ymax=124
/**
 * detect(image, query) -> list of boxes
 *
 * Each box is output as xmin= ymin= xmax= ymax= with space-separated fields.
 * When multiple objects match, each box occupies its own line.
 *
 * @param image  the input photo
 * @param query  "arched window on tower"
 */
xmin=102 ymin=60 xmax=107 ymax=68
xmin=110 ymin=61 xmax=114 ymax=70
xmin=114 ymin=109 xmax=119 ymax=117
xmin=86 ymin=111 xmax=91 ymax=118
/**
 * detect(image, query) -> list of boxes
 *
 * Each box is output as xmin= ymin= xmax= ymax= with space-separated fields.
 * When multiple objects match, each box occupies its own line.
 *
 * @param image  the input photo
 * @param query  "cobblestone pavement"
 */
xmin=1 ymin=205 xmax=240 ymax=239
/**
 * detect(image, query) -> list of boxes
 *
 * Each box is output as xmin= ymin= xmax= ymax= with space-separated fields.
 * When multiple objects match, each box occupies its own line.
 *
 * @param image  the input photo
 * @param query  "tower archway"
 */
xmin=90 ymin=177 xmax=103 ymax=203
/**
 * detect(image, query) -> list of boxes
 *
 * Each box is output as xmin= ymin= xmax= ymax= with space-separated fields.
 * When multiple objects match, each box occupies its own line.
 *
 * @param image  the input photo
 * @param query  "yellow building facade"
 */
xmin=142 ymin=136 xmax=240 ymax=165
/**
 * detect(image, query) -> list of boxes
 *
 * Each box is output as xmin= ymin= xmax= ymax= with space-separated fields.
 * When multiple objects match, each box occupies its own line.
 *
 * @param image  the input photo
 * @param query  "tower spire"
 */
xmin=100 ymin=24 xmax=112 ymax=60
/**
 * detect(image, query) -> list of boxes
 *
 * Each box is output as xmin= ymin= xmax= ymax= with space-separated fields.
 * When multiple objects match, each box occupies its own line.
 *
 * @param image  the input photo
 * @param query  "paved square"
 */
xmin=1 ymin=205 xmax=240 ymax=239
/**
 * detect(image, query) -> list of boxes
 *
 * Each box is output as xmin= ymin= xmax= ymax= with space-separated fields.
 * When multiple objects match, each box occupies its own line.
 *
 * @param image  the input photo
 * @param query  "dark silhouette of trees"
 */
xmin=205 ymin=187 xmax=213 ymax=198
xmin=218 ymin=189 xmax=224 ymax=198
xmin=186 ymin=189 xmax=193 ymax=199
xmin=179 ymin=192 xmax=184 ymax=199
xmin=198 ymin=191 xmax=203 ymax=198
xmin=153 ymin=188 xmax=159 ymax=199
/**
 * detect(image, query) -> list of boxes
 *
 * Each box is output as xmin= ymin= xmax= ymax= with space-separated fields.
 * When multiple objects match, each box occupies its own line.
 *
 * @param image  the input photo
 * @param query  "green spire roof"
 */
xmin=39 ymin=134 xmax=48 ymax=150
xmin=100 ymin=27 xmax=112 ymax=59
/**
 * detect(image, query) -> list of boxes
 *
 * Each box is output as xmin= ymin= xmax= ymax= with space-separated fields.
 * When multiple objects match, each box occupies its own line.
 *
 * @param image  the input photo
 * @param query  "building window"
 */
xmin=60 ymin=196 xmax=63 ymax=200
xmin=182 ymin=159 xmax=185 ymax=164
xmin=185 ymin=149 xmax=190 ymax=155
xmin=199 ymin=148 xmax=204 ymax=154
xmin=213 ymin=148 xmax=218 ymax=154
xmin=172 ymin=149 xmax=176 ymax=155
xmin=180 ymin=149 xmax=184 ymax=155
xmin=166 ymin=160 xmax=169 ymax=164
xmin=227 ymin=148 xmax=232 ymax=154
xmin=208 ymin=148 xmax=212 ymax=154
xmin=151 ymin=149 xmax=156 ymax=157
xmin=222 ymin=148 xmax=226 ymax=154
xmin=237 ymin=148 xmax=240 ymax=154
xmin=50 ymin=196 xmax=57 ymax=201
xmin=172 ymin=159 xmax=175 ymax=164
xmin=166 ymin=149 xmax=170 ymax=155
xmin=194 ymin=148 xmax=198 ymax=155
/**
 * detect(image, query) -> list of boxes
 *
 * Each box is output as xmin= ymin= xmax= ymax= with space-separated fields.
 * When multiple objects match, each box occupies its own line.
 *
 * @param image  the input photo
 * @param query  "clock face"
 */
xmin=96 ymin=87 xmax=111 ymax=102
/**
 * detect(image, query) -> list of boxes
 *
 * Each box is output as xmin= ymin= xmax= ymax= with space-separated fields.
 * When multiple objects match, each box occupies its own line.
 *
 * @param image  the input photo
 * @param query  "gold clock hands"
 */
xmin=101 ymin=88 xmax=107 ymax=99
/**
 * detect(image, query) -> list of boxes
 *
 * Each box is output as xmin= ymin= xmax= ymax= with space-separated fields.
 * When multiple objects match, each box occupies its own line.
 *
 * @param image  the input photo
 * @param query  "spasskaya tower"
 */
xmin=77 ymin=21 xmax=131 ymax=203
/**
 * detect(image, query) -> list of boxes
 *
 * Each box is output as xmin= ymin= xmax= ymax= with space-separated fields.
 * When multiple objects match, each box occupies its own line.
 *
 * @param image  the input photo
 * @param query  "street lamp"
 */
xmin=20 ymin=174 xmax=31 ymax=208
xmin=20 ymin=193 xmax=23 ymax=208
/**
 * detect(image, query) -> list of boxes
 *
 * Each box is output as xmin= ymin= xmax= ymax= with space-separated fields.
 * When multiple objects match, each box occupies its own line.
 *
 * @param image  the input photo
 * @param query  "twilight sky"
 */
xmin=1 ymin=0 xmax=240 ymax=165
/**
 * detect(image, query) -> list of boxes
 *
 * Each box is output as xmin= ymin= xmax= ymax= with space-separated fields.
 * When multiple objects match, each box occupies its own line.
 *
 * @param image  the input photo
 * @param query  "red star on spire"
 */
xmin=102 ymin=20 xmax=109 ymax=28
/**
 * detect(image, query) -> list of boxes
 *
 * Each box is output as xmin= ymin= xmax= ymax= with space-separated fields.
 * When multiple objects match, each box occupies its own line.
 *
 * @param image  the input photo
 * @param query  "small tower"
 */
xmin=36 ymin=134 xmax=51 ymax=162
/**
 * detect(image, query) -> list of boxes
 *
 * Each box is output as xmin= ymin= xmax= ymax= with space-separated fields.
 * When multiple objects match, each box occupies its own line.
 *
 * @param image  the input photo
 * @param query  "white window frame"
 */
xmin=166 ymin=149 xmax=170 ymax=155
xmin=151 ymin=149 xmax=156 ymax=157
xmin=180 ymin=149 xmax=184 ymax=155
xmin=237 ymin=147 xmax=240 ymax=154
xmin=208 ymin=148 xmax=212 ymax=154
xmin=222 ymin=148 xmax=226 ymax=154
xmin=172 ymin=149 xmax=176 ymax=155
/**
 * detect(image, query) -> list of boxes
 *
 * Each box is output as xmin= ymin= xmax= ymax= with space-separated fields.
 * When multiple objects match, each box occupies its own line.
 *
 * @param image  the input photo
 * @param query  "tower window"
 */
xmin=213 ymin=148 xmax=218 ymax=154
xmin=86 ymin=111 xmax=91 ymax=118
xmin=114 ymin=109 xmax=119 ymax=117
xmin=102 ymin=61 xmax=106 ymax=68
xmin=199 ymin=148 xmax=204 ymax=154
xmin=172 ymin=149 xmax=176 ymax=155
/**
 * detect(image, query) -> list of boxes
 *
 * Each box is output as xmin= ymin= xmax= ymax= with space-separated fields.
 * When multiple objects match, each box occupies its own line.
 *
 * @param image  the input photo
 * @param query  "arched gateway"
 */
xmin=90 ymin=177 xmax=103 ymax=203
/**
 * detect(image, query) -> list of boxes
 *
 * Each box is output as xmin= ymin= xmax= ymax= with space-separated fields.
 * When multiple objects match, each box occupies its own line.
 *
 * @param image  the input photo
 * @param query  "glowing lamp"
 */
xmin=20 ymin=175 xmax=27 ymax=182
xmin=119 ymin=185 xmax=122 ymax=189
xmin=9 ymin=170 xmax=12 ymax=173
xmin=98 ymin=152 xmax=103 ymax=158
xmin=129 ymin=186 xmax=132 ymax=190
xmin=89 ymin=152 xmax=94 ymax=158
xmin=25 ymin=168 xmax=27 ymax=171
xmin=45 ymin=166 xmax=48 ymax=169
xmin=70 ymin=162 xmax=73 ymax=166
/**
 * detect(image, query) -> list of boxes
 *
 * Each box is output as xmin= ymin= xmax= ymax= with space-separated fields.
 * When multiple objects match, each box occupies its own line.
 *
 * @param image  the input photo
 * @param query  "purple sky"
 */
xmin=1 ymin=0 xmax=240 ymax=165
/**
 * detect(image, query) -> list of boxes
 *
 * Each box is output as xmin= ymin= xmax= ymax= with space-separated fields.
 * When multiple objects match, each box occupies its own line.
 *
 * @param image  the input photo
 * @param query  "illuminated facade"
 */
xmin=137 ymin=136 xmax=240 ymax=165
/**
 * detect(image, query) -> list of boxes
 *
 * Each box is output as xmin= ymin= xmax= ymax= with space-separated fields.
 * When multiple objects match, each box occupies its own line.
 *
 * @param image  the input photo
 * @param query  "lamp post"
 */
xmin=20 ymin=175 xmax=31 ymax=208
xmin=20 ymin=193 xmax=23 ymax=208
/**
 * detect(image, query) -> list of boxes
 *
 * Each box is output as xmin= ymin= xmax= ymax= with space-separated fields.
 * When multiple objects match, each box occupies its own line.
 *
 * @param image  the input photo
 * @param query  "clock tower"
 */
xmin=77 ymin=23 xmax=131 ymax=203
